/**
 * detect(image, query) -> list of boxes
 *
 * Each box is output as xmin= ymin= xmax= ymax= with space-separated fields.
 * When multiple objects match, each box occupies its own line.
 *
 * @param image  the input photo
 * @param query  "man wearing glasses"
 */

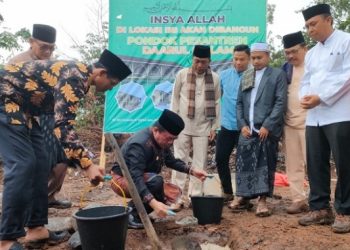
xmin=281 ymin=31 xmax=308 ymax=214
xmin=8 ymin=24 xmax=72 ymax=210
xmin=8 ymin=24 xmax=56 ymax=63
xmin=0 ymin=49 xmax=131 ymax=249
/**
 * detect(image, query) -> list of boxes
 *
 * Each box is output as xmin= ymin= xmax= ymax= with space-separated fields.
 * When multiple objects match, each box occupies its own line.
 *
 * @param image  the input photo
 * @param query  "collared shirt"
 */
xmin=249 ymin=67 xmax=266 ymax=132
xmin=0 ymin=60 xmax=94 ymax=169
xmin=219 ymin=67 xmax=242 ymax=131
xmin=300 ymin=29 xmax=350 ymax=126
xmin=171 ymin=67 xmax=221 ymax=136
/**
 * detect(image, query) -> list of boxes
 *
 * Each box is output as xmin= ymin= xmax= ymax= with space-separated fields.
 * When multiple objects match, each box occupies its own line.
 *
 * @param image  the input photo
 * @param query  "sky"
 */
xmin=0 ymin=0 xmax=311 ymax=60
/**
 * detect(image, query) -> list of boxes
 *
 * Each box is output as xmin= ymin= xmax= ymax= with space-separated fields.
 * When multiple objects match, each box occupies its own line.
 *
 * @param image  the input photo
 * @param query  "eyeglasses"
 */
xmin=35 ymin=40 xmax=56 ymax=52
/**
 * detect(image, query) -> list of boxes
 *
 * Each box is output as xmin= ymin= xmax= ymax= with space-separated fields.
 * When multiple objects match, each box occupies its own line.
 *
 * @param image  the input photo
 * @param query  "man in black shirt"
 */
xmin=111 ymin=109 xmax=208 ymax=229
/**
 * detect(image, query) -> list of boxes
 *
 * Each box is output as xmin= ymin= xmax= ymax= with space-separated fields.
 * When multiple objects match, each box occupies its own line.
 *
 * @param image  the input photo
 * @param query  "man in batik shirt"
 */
xmin=0 ymin=49 xmax=131 ymax=250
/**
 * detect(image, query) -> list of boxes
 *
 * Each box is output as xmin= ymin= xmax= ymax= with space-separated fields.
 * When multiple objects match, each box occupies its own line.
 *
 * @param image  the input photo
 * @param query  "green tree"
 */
xmin=310 ymin=0 xmax=350 ymax=32
xmin=0 ymin=1 xmax=30 ymax=63
xmin=72 ymin=0 xmax=108 ymax=128
xmin=266 ymin=3 xmax=285 ymax=68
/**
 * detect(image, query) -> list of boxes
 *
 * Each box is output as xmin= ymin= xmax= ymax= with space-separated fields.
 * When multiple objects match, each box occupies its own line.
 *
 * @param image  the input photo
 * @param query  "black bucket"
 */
xmin=74 ymin=206 xmax=131 ymax=250
xmin=191 ymin=195 xmax=224 ymax=225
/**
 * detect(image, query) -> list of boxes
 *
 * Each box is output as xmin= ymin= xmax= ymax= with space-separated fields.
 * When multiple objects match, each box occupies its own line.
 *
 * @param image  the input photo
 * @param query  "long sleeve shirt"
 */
xmin=112 ymin=128 xmax=190 ymax=203
xmin=285 ymin=63 xmax=306 ymax=129
xmin=219 ymin=67 xmax=241 ymax=131
xmin=299 ymin=30 xmax=350 ymax=126
xmin=171 ymin=67 xmax=221 ymax=136
xmin=0 ymin=60 xmax=94 ymax=169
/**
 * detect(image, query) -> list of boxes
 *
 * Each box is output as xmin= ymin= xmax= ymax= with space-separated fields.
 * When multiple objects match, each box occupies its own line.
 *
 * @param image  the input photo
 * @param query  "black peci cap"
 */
xmin=193 ymin=45 xmax=211 ymax=58
xmin=158 ymin=109 xmax=184 ymax=136
xmin=98 ymin=49 xmax=132 ymax=81
xmin=302 ymin=3 xmax=331 ymax=21
xmin=282 ymin=31 xmax=305 ymax=49
xmin=32 ymin=24 xmax=56 ymax=43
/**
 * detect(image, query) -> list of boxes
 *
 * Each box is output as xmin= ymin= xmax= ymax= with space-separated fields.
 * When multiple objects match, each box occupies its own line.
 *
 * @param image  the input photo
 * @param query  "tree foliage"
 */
xmin=73 ymin=0 xmax=108 ymax=129
xmin=268 ymin=1 xmax=350 ymax=67
xmin=0 ymin=1 xmax=31 ymax=63
xmin=311 ymin=0 xmax=350 ymax=32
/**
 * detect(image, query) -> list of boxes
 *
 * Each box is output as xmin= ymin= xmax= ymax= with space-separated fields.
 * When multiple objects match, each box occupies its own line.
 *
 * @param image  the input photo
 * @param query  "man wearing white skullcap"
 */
xmin=231 ymin=42 xmax=287 ymax=216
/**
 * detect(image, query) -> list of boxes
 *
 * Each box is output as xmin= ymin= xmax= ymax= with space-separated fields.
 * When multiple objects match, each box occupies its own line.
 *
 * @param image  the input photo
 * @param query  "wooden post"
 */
xmin=99 ymin=134 xmax=106 ymax=170
xmin=98 ymin=134 xmax=106 ymax=188
xmin=105 ymin=134 xmax=163 ymax=250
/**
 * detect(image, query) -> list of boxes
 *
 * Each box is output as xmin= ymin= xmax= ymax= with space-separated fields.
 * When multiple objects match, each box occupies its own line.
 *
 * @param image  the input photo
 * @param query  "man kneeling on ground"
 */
xmin=110 ymin=109 xmax=208 ymax=229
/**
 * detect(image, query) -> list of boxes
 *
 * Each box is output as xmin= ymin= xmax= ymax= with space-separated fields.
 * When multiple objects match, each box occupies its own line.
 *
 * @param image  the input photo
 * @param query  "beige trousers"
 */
xmin=283 ymin=125 xmax=307 ymax=202
xmin=171 ymin=133 xmax=208 ymax=203
xmin=48 ymin=163 xmax=68 ymax=201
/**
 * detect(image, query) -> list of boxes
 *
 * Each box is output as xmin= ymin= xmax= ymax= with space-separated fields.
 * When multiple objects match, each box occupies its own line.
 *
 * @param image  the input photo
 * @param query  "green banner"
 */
xmin=104 ymin=0 xmax=266 ymax=133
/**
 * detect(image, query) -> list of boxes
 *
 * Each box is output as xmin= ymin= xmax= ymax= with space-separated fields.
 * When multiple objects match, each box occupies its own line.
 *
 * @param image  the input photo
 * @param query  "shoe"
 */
xmin=228 ymin=198 xmax=253 ymax=213
xmin=298 ymin=209 xmax=334 ymax=226
xmin=222 ymin=193 xmax=234 ymax=203
xmin=9 ymin=242 xmax=24 ymax=250
xmin=170 ymin=202 xmax=184 ymax=212
xmin=48 ymin=199 xmax=72 ymax=209
xmin=332 ymin=214 xmax=350 ymax=234
xmin=128 ymin=214 xmax=144 ymax=229
xmin=286 ymin=200 xmax=308 ymax=214
xmin=25 ymin=230 xmax=70 ymax=249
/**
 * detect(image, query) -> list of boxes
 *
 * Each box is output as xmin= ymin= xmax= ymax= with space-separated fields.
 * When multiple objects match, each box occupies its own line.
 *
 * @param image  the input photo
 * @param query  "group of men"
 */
xmin=0 ymin=2 xmax=350 ymax=250
xmin=111 ymin=2 xmax=350 ymax=236
xmin=219 ymin=3 xmax=350 ymax=234
xmin=0 ymin=25 xmax=132 ymax=249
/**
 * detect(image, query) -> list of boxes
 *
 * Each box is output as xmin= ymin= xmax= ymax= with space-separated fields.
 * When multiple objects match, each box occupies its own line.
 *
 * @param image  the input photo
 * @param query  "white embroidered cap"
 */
xmin=251 ymin=42 xmax=270 ymax=52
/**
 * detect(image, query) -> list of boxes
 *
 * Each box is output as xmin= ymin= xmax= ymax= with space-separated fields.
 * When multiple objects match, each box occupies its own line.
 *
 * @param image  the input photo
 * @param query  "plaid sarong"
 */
xmin=186 ymin=68 xmax=216 ymax=119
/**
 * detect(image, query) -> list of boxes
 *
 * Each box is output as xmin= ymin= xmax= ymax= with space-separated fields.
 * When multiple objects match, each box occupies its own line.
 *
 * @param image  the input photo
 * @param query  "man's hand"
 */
xmin=208 ymin=129 xmax=216 ymax=142
xmin=85 ymin=164 xmax=105 ymax=186
xmin=149 ymin=199 xmax=171 ymax=218
xmin=259 ymin=127 xmax=269 ymax=141
xmin=300 ymin=95 xmax=321 ymax=109
xmin=241 ymin=126 xmax=251 ymax=138
xmin=191 ymin=168 xmax=208 ymax=181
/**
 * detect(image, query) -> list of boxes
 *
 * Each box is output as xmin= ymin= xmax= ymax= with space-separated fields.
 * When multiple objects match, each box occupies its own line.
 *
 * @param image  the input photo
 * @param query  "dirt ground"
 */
xmin=1 ymin=129 xmax=350 ymax=250
xmin=47 ymin=171 xmax=350 ymax=250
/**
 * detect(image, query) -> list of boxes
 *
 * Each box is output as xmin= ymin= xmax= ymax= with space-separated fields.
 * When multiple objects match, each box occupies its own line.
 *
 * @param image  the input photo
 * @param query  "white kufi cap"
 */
xmin=251 ymin=42 xmax=270 ymax=52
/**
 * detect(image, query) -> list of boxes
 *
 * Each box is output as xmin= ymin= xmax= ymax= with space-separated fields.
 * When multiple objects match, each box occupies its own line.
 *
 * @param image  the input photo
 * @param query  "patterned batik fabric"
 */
xmin=0 ymin=60 xmax=93 ymax=169
xmin=235 ymin=135 xmax=278 ymax=198
xmin=40 ymin=114 xmax=66 ymax=170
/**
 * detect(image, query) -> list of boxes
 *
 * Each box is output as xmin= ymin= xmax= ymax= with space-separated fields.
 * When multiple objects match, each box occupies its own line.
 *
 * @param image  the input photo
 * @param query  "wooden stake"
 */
xmin=99 ymin=134 xmax=106 ymax=170
xmin=105 ymin=134 xmax=163 ymax=250
xmin=98 ymin=134 xmax=106 ymax=188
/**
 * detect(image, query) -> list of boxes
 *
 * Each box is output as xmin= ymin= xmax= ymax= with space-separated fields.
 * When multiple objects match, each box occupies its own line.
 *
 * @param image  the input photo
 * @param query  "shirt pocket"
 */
xmin=327 ymin=51 xmax=344 ymax=72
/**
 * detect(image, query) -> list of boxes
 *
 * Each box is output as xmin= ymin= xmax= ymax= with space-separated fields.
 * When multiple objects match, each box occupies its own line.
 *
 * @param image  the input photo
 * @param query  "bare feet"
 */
xmin=0 ymin=240 xmax=22 ymax=250
xmin=24 ymin=226 xmax=49 ymax=242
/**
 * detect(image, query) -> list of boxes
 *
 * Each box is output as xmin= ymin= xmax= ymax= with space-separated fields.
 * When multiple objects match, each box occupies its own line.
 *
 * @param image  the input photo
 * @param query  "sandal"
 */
xmin=228 ymin=198 xmax=253 ymax=213
xmin=25 ymin=230 xmax=70 ymax=249
xmin=255 ymin=202 xmax=271 ymax=217
xmin=9 ymin=242 xmax=24 ymax=250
